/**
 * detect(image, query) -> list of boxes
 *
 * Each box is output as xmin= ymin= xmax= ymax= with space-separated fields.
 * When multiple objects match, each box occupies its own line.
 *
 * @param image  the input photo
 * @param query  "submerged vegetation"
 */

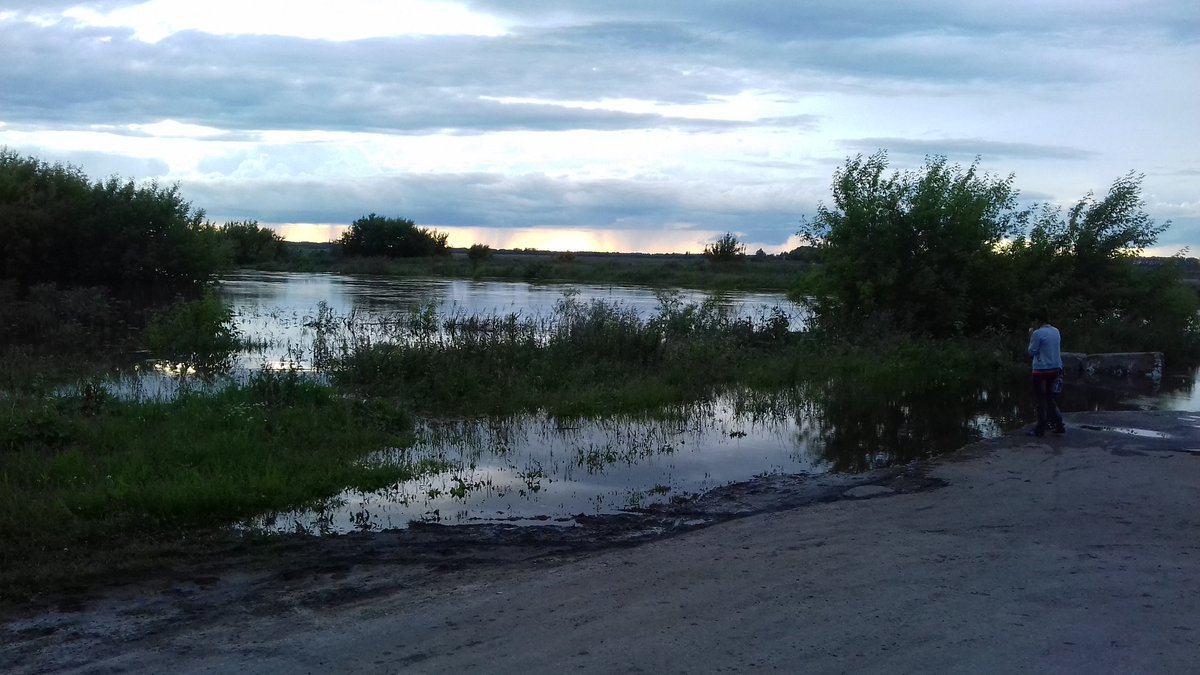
xmin=1 ymin=147 xmax=1196 ymax=598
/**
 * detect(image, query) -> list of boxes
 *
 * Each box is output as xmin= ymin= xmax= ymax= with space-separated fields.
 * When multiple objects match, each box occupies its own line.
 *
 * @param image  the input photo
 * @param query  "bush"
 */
xmin=797 ymin=152 xmax=1197 ymax=355
xmin=467 ymin=243 xmax=493 ymax=265
xmin=218 ymin=220 xmax=286 ymax=265
xmin=145 ymin=292 xmax=240 ymax=370
xmin=704 ymin=232 xmax=746 ymax=262
xmin=798 ymin=152 xmax=1023 ymax=337
xmin=0 ymin=149 xmax=227 ymax=290
xmin=338 ymin=213 xmax=448 ymax=258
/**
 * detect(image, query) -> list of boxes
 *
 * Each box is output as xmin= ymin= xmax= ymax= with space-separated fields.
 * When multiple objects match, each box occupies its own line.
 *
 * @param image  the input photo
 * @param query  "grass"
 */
xmin=325 ymin=292 xmax=798 ymax=416
xmin=257 ymin=246 xmax=811 ymax=292
xmin=0 ymin=370 xmax=443 ymax=598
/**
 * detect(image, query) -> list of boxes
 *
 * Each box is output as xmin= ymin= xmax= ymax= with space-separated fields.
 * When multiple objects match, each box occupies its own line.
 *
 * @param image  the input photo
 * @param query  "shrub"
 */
xmin=798 ymin=152 xmax=1023 ymax=337
xmin=704 ymin=232 xmax=746 ymax=262
xmin=218 ymin=220 xmax=286 ymax=265
xmin=338 ymin=213 xmax=448 ymax=258
xmin=467 ymin=243 xmax=493 ymax=264
xmin=0 ymin=149 xmax=227 ymax=290
xmin=145 ymin=292 xmax=240 ymax=369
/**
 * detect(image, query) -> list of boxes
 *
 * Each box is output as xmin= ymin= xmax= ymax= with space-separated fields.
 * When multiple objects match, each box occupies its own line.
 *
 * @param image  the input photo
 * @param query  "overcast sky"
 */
xmin=2 ymin=1 xmax=1197 ymax=253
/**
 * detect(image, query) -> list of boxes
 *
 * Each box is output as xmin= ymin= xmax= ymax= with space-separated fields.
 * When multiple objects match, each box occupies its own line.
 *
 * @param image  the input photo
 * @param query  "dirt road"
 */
xmin=5 ymin=410 xmax=1199 ymax=674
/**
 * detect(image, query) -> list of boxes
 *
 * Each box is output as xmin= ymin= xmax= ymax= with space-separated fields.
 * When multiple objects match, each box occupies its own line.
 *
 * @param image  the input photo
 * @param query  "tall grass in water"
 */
xmin=325 ymin=290 xmax=794 ymax=416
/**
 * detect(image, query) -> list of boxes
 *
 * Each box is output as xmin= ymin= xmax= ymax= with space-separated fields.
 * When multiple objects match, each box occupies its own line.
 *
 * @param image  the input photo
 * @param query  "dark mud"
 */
xmin=1 ymin=462 xmax=945 ymax=620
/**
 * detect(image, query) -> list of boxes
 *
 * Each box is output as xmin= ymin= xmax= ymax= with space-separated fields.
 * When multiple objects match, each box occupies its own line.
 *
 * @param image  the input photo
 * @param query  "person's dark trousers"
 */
xmin=1032 ymin=370 xmax=1065 ymax=435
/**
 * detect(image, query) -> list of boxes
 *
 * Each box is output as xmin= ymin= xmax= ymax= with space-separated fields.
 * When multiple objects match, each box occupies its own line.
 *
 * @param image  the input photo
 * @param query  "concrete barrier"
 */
xmin=1060 ymin=351 xmax=1163 ymax=382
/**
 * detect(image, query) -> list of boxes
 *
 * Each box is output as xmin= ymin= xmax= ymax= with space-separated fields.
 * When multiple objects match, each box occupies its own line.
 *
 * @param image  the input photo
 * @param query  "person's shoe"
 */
xmin=1053 ymin=426 xmax=1066 ymax=434
xmin=1025 ymin=429 xmax=1044 ymax=437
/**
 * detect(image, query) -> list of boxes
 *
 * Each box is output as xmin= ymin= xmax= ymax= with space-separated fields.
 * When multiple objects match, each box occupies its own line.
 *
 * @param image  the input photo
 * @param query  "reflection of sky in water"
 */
xmin=219 ymin=270 xmax=802 ymax=371
xmin=104 ymin=271 xmax=799 ymax=400
xmin=250 ymin=396 xmax=828 ymax=533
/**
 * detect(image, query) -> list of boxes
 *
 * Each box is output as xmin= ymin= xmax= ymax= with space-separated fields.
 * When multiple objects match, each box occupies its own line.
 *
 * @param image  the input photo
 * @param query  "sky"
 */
xmin=1 ymin=1 xmax=1197 ymax=254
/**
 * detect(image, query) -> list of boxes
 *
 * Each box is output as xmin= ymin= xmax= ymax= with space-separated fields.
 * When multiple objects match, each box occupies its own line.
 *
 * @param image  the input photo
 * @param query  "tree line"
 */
xmin=2 ymin=147 xmax=1193 ymax=356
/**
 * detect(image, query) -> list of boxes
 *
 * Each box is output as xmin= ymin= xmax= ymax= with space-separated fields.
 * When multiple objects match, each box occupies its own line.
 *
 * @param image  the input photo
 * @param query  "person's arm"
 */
xmin=1028 ymin=328 xmax=1040 ymax=357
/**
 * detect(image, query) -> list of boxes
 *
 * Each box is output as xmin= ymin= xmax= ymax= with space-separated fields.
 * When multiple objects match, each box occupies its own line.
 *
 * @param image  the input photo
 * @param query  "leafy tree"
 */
xmin=218 ymin=220 xmax=286 ymax=265
xmin=467 ymin=243 xmax=493 ymax=265
xmin=799 ymin=152 xmax=1197 ymax=355
xmin=338 ymin=213 xmax=448 ymax=258
xmin=0 ymin=149 xmax=227 ymax=290
xmin=1009 ymin=173 xmax=1196 ymax=354
xmin=704 ymin=232 xmax=746 ymax=262
xmin=798 ymin=152 xmax=1024 ymax=337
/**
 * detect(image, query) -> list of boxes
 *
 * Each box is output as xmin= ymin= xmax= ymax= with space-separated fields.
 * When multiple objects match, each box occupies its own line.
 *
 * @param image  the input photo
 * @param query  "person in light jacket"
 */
xmin=1028 ymin=309 xmax=1066 ymax=436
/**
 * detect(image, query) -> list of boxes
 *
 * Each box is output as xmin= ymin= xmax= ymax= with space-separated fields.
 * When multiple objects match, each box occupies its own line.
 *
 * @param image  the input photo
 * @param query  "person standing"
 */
xmin=1028 ymin=310 xmax=1066 ymax=436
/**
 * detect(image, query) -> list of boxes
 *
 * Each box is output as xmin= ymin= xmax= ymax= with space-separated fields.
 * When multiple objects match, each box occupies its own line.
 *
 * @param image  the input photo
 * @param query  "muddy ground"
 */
xmin=3 ymin=409 xmax=1199 ymax=674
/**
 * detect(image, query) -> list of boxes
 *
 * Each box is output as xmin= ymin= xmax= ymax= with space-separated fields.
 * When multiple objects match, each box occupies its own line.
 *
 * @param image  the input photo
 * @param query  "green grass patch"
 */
xmin=0 ymin=371 xmax=440 ymax=597
xmin=329 ymin=294 xmax=796 ymax=416
xmin=256 ymin=247 xmax=811 ymax=292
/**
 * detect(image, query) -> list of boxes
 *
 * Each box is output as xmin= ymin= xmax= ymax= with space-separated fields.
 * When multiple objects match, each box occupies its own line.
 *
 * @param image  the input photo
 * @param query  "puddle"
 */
xmin=1078 ymin=425 xmax=1172 ymax=439
xmin=247 ymin=396 xmax=832 ymax=534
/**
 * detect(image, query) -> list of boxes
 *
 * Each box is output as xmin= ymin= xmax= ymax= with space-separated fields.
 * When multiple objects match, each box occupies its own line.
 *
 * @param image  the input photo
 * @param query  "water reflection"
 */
xmin=247 ymin=361 xmax=1200 ymax=534
xmin=250 ymin=394 xmax=829 ymax=534
xmin=246 ymin=374 xmax=1030 ymax=533
xmin=219 ymin=271 xmax=801 ymax=372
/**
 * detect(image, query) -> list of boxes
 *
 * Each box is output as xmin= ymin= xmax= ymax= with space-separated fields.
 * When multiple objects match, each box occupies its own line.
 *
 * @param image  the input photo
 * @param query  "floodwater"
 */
xmin=126 ymin=271 xmax=1200 ymax=533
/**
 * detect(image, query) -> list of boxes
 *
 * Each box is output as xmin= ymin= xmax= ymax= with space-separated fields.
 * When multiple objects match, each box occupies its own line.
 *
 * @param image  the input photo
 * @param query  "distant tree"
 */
xmin=218 ymin=220 xmax=286 ymax=265
xmin=338 ymin=214 xmax=449 ymax=258
xmin=467 ymin=243 xmax=493 ymax=265
xmin=704 ymin=232 xmax=746 ymax=263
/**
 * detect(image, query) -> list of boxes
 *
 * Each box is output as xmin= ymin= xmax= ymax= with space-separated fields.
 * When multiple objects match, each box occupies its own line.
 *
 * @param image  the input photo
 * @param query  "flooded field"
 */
xmin=117 ymin=271 xmax=1200 ymax=533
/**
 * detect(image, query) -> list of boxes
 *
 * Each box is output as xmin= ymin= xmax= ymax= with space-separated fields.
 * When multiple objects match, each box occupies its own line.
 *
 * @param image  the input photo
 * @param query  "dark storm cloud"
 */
xmin=181 ymin=171 xmax=804 ymax=244
xmin=839 ymin=138 xmax=1097 ymax=161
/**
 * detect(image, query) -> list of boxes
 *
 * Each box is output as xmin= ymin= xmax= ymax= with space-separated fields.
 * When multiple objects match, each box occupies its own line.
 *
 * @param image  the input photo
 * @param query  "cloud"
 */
xmin=0 ymin=145 xmax=169 ymax=178
xmin=470 ymin=0 xmax=1200 ymax=42
xmin=179 ymin=171 xmax=808 ymax=245
xmin=839 ymin=138 xmax=1098 ymax=161
xmin=0 ymin=7 xmax=1133 ymax=138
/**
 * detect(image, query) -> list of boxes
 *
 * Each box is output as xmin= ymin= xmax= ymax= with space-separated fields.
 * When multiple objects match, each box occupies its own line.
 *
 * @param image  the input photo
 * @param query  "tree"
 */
xmin=218 ymin=220 xmax=286 ymax=265
xmin=798 ymin=152 xmax=1196 ymax=355
xmin=1008 ymin=173 xmax=1194 ymax=354
xmin=798 ymin=152 xmax=1024 ymax=337
xmin=0 ymin=149 xmax=227 ymax=290
xmin=467 ymin=243 xmax=493 ymax=265
xmin=338 ymin=213 xmax=448 ymax=258
xmin=704 ymin=232 xmax=746 ymax=262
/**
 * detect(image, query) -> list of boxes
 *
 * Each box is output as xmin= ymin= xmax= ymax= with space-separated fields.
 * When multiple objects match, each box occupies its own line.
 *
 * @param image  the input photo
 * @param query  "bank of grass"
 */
xmin=0 ymin=371 xmax=437 ymax=599
xmin=259 ymin=246 xmax=810 ymax=292
xmin=327 ymin=295 xmax=1017 ymax=418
